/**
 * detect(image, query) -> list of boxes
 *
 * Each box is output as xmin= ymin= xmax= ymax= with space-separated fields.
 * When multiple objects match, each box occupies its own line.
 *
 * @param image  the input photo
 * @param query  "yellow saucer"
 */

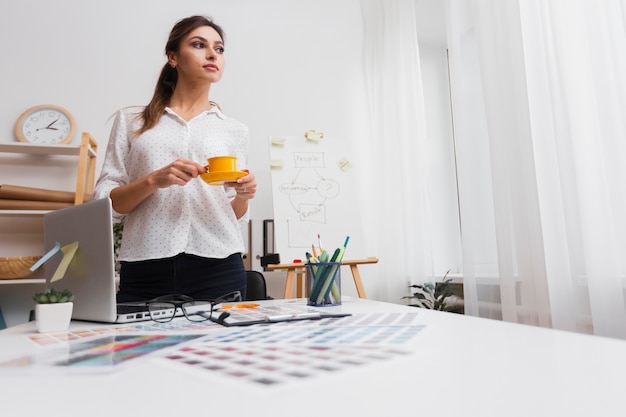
xmin=200 ymin=170 xmax=247 ymax=186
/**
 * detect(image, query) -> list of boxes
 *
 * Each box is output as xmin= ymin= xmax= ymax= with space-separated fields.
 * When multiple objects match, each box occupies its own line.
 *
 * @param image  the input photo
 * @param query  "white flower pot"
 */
xmin=35 ymin=302 xmax=73 ymax=333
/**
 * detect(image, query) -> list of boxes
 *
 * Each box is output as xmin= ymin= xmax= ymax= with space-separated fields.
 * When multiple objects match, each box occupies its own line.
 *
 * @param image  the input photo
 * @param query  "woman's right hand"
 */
xmin=110 ymin=158 xmax=207 ymax=214
xmin=151 ymin=158 xmax=207 ymax=188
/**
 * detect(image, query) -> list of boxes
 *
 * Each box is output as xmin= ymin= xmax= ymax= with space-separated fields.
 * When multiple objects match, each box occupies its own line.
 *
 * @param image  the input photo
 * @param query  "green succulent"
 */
xmin=33 ymin=288 xmax=75 ymax=304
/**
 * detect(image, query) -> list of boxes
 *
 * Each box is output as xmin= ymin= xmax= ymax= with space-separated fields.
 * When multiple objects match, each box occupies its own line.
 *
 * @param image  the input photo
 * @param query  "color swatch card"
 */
xmin=9 ymin=300 xmax=427 ymax=388
xmin=127 ymin=319 xmax=222 ymax=332
xmin=196 ymin=323 xmax=426 ymax=346
xmin=161 ymin=342 xmax=414 ymax=387
xmin=28 ymin=318 xmax=223 ymax=347
xmin=156 ymin=321 xmax=426 ymax=388
xmin=278 ymin=311 xmax=422 ymax=328
xmin=28 ymin=325 xmax=137 ymax=346
xmin=2 ymin=334 xmax=206 ymax=373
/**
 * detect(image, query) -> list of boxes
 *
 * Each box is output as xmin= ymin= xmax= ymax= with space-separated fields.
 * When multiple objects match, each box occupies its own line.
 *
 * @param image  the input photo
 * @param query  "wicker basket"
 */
xmin=0 ymin=256 xmax=42 ymax=279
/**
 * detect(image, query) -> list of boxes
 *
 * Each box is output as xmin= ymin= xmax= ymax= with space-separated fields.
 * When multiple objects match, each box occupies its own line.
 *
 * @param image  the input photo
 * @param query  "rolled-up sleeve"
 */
xmin=92 ymin=108 xmax=136 ymax=220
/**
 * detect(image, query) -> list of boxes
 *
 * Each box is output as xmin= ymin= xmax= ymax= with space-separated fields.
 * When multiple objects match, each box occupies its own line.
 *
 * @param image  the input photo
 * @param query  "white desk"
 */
xmin=0 ymin=298 xmax=624 ymax=417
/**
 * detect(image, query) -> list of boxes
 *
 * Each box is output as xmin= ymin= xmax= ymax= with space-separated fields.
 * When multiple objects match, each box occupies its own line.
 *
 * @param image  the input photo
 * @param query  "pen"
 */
xmin=311 ymin=236 xmax=349 ymax=303
xmin=266 ymin=313 xmax=296 ymax=321
xmin=309 ymin=248 xmax=340 ymax=301
xmin=220 ymin=303 xmax=260 ymax=309
xmin=316 ymin=247 xmax=344 ymax=303
xmin=331 ymin=236 xmax=349 ymax=301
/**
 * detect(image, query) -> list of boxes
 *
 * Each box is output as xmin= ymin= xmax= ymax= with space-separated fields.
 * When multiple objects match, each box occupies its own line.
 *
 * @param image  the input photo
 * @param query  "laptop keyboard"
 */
xmin=117 ymin=304 xmax=148 ymax=314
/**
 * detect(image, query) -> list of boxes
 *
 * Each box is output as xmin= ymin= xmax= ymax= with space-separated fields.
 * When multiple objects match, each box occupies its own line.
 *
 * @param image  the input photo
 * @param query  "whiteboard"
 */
xmin=268 ymin=133 xmax=366 ymax=263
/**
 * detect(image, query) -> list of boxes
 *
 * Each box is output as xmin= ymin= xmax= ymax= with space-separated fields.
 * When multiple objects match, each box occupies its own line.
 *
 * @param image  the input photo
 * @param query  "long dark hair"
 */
xmin=135 ymin=15 xmax=225 ymax=136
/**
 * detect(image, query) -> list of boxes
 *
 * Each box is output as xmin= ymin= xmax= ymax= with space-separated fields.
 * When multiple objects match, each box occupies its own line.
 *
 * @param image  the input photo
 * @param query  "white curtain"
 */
xmin=448 ymin=0 xmax=626 ymax=338
xmin=360 ymin=0 xmax=434 ymax=304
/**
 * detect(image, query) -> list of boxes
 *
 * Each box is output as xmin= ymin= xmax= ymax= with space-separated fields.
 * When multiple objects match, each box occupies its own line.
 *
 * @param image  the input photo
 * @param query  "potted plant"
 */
xmin=33 ymin=288 xmax=75 ymax=332
xmin=403 ymin=270 xmax=464 ymax=314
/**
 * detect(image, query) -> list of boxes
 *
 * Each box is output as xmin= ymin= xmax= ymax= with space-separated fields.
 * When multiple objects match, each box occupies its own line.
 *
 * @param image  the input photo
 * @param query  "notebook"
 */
xmin=43 ymin=198 xmax=159 ymax=324
xmin=210 ymin=303 xmax=351 ymax=327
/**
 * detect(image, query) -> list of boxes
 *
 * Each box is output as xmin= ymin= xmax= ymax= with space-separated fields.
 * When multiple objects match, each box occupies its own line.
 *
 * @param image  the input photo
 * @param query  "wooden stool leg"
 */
xmin=296 ymin=270 xmax=305 ymax=298
xmin=283 ymin=269 xmax=296 ymax=299
xmin=303 ymin=269 xmax=310 ymax=297
xmin=350 ymin=265 xmax=367 ymax=299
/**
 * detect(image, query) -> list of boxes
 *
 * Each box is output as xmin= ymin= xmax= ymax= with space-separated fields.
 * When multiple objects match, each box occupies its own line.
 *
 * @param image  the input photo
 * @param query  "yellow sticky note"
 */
xmin=305 ymin=130 xmax=324 ymax=142
xmin=50 ymin=241 xmax=79 ymax=282
xmin=337 ymin=157 xmax=352 ymax=172
xmin=271 ymin=136 xmax=286 ymax=146
xmin=270 ymin=159 xmax=283 ymax=168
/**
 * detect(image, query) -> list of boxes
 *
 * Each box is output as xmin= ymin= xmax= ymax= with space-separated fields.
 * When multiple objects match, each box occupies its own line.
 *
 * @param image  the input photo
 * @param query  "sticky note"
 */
xmin=51 ymin=241 xmax=79 ymax=282
xmin=304 ymin=130 xmax=324 ymax=142
xmin=270 ymin=159 xmax=283 ymax=168
xmin=337 ymin=157 xmax=352 ymax=172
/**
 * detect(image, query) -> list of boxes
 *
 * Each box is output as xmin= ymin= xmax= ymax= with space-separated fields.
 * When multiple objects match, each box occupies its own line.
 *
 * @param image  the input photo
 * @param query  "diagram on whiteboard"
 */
xmin=279 ymin=152 xmax=340 ymax=224
xmin=268 ymin=133 xmax=366 ymax=262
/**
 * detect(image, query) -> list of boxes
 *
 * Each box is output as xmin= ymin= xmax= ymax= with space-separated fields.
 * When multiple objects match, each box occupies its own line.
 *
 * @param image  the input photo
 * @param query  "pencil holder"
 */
xmin=306 ymin=262 xmax=341 ymax=306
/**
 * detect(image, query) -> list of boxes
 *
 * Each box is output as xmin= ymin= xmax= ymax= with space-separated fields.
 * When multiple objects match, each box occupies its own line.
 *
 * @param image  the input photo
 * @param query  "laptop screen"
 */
xmin=44 ymin=198 xmax=118 ymax=323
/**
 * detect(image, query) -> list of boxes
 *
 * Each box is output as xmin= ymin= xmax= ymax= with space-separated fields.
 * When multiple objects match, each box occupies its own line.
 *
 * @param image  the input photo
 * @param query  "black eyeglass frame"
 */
xmin=144 ymin=291 xmax=242 ymax=323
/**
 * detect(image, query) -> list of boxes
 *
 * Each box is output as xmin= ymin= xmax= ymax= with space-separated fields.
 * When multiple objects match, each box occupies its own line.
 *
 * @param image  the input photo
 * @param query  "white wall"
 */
xmin=0 ymin=0 xmax=454 ymax=326
xmin=0 ymin=0 xmax=365 ymax=219
xmin=0 ymin=0 xmax=371 ymax=322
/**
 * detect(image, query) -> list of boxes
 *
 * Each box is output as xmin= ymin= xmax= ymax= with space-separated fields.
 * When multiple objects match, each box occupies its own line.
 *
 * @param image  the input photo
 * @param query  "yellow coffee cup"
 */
xmin=207 ymin=156 xmax=237 ymax=172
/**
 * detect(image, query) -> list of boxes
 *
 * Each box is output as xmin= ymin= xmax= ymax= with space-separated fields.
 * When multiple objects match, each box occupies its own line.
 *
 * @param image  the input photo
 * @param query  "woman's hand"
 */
xmin=110 ymin=158 xmax=206 ymax=214
xmin=228 ymin=170 xmax=256 ymax=219
xmin=228 ymin=170 xmax=257 ymax=201
xmin=152 ymin=158 xmax=207 ymax=188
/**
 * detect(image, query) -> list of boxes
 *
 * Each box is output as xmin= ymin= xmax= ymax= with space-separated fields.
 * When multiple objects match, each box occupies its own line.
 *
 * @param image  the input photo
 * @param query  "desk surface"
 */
xmin=0 ymin=298 xmax=624 ymax=417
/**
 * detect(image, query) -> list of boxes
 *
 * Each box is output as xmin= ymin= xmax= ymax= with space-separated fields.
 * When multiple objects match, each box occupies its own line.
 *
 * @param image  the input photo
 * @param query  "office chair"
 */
xmin=0 ymin=306 xmax=6 ymax=330
xmin=245 ymin=270 xmax=268 ymax=301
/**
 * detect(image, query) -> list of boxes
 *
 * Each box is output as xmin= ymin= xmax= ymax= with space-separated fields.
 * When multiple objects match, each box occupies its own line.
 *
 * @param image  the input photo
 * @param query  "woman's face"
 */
xmin=169 ymin=25 xmax=225 ymax=85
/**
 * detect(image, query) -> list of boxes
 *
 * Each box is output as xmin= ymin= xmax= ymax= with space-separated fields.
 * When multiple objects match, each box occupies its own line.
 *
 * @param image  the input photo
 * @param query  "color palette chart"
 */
xmin=159 ymin=312 xmax=426 ymax=388
xmin=53 ymin=334 xmax=205 ymax=368
xmin=6 ymin=305 xmax=426 ymax=388
xmin=195 ymin=323 xmax=425 ymax=345
xmin=27 ymin=320 xmax=221 ymax=347
xmin=2 ymin=334 xmax=205 ymax=371
xmin=163 ymin=343 xmax=413 ymax=387
xmin=28 ymin=326 xmax=137 ymax=346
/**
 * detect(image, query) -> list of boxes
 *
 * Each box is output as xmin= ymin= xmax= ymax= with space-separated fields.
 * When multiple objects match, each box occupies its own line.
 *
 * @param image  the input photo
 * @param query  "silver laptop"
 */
xmin=43 ymin=198 xmax=155 ymax=323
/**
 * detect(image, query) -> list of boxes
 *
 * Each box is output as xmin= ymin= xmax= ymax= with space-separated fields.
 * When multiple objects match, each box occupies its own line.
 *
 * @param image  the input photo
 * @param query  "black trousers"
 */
xmin=117 ymin=252 xmax=246 ymax=302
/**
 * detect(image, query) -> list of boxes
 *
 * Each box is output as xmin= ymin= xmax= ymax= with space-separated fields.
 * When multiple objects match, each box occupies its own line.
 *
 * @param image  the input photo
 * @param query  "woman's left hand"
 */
xmin=230 ymin=170 xmax=256 ymax=200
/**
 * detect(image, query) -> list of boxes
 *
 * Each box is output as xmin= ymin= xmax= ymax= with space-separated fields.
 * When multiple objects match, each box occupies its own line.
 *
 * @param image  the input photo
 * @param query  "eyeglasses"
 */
xmin=145 ymin=291 xmax=242 ymax=323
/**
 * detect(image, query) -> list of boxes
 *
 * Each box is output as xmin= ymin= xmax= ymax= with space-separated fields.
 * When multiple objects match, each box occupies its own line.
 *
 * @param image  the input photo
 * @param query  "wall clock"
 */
xmin=14 ymin=104 xmax=76 ymax=145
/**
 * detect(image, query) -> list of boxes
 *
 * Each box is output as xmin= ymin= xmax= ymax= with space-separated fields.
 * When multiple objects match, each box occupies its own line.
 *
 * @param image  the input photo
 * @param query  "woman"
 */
xmin=93 ymin=15 xmax=256 ymax=303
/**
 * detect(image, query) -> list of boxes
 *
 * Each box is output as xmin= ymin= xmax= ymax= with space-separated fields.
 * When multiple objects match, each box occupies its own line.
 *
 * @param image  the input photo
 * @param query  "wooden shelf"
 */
xmin=0 ymin=210 xmax=49 ymax=216
xmin=0 ymin=278 xmax=45 ymax=285
xmin=0 ymin=133 xmax=98 ymax=288
xmin=0 ymin=132 xmax=98 ymax=206
xmin=0 ymin=142 xmax=96 ymax=157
